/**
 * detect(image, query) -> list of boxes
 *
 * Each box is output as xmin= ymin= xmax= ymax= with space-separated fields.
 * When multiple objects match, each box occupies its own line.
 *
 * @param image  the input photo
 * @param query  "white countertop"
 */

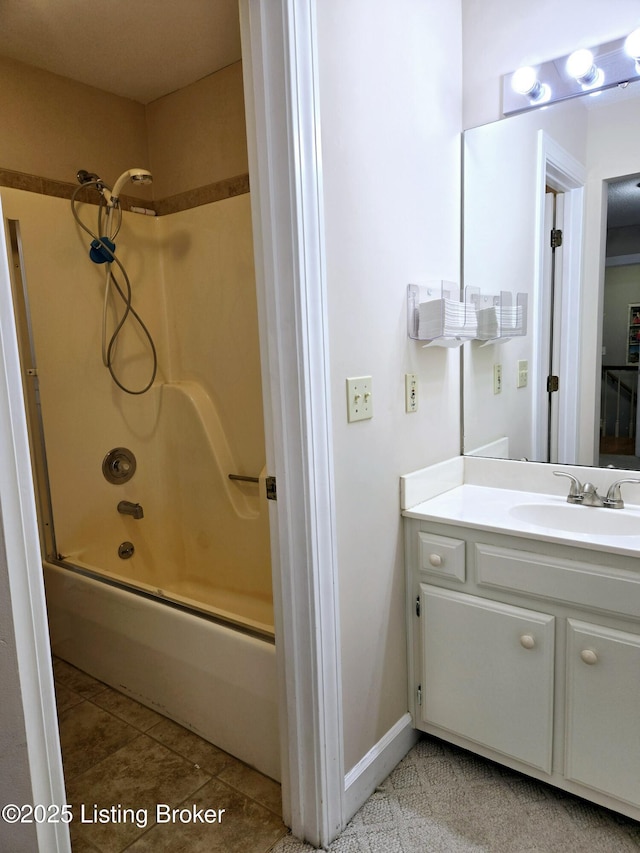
xmin=402 ymin=483 xmax=640 ymax=558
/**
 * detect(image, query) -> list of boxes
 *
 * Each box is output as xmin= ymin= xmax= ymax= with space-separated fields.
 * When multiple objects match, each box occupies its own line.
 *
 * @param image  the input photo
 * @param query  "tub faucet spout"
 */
xmin=117 ymin=500 xmax=144 ymax=519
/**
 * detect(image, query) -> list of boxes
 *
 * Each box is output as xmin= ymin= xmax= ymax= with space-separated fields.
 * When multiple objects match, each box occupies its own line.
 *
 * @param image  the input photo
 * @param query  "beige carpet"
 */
xmin=270 ymin=735 xmax=640 ymax=852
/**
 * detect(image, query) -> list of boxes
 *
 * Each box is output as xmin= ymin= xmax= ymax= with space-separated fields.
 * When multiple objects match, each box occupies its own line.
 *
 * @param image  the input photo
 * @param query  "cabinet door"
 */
xmin=419 ymin=584 xmax=555 ymax=772
xmin=566 ymin=619 xmax=640 ymax=806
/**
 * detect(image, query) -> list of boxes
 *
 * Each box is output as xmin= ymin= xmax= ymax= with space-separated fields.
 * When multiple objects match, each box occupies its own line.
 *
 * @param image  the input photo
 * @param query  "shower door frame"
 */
xmin=0 ymin=198 xmax=69 ymax=851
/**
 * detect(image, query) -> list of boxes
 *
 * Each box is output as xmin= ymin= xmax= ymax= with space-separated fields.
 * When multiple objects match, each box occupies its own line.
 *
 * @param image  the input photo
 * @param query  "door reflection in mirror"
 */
xmin=600 ymin=174 xmax=640 ymax=469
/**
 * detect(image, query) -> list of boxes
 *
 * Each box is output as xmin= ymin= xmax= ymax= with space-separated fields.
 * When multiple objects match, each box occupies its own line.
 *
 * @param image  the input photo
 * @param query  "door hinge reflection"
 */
xmin=550 ymin=228 xmax=563 ymax=249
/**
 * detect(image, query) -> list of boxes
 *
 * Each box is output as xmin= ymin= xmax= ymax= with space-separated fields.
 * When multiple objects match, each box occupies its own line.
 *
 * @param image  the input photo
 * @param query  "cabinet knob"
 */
xmin=520 ymin=634 xmax=536 ymax=649
xmin=428 ymin=553 xmax=443 ymax=567
xmin=580 ymin=649 xmax=598 ymax=665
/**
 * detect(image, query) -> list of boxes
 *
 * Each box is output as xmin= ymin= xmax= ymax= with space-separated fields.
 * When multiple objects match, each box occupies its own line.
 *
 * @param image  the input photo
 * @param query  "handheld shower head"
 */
xmin=109 ymin=168 xmax=153 ymax=204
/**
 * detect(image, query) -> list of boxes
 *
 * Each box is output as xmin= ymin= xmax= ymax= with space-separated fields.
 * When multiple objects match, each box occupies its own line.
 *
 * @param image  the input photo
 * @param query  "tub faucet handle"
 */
xmin=553 ymin=471 xmax=583 ymax=503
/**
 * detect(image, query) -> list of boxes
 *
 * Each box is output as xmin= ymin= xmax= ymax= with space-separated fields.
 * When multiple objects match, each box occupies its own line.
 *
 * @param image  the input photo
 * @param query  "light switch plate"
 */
xmin=517 ymin=360 xmax=528 ymax=389
xmin=493 ymin=363 xmax=502 ymax=394
xmin=405 ymin=373 xmax=418 ymax=412
xmin=346 ymin=376 xmax=372 ymax=422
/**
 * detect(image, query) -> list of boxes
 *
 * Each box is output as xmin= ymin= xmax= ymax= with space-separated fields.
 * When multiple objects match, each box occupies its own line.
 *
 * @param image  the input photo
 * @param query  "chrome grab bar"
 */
xmin=228 ymin=474 xmax=260 ymax=483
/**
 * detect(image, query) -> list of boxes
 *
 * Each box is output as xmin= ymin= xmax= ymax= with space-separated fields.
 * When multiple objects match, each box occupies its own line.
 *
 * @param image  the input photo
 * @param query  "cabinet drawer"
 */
xmin=476 ymin=543 xmax=640 ymax=618
xmin=418 ymin=532 xmax=465 ymax=581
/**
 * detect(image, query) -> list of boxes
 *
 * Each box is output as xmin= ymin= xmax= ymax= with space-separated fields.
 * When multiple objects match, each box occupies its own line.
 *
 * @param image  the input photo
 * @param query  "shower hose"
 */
xmin=71 ymin=181 xmax=157 ymax=395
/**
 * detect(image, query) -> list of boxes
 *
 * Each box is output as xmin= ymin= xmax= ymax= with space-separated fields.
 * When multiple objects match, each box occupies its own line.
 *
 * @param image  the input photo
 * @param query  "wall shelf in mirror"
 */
xmin=468 ymin=289 xmax=528 ymax=345
xmin=407 ymin=282 xmax=477 ymax=348
xmin=407 ymin=284 xmax=527 ymax=347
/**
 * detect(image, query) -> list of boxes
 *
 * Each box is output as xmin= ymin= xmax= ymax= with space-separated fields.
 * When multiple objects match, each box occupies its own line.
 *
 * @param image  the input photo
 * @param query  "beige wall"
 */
xmin=146 ymin=62 xmax=248 ymax=199
xmin=0 ymin=56 xmax=247 ymax=203
xmin=0 ymin=55 xmax=150 ymax=192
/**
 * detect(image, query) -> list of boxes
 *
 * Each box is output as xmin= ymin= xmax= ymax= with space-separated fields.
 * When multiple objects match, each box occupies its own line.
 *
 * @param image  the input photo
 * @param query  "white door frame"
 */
xmin=237 ymin=0 xmax=345 ymax=846
xmin=3 ymin=1 xmax=344 ymax=850
xmin=532 ymin=132 xmax=586 ymax=463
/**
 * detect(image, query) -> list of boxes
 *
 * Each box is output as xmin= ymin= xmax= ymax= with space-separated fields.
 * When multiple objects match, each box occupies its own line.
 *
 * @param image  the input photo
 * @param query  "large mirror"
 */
xmin=462 ymin=82 xmax=640 ymax=469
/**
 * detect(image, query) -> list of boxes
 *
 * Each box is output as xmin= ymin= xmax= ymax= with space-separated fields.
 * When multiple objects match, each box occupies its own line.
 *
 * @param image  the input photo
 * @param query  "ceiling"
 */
xmin=0 ymin=0 xmax=242 ymax=104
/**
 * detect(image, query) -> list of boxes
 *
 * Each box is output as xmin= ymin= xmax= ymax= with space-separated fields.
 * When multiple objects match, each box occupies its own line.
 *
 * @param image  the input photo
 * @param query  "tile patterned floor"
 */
xmin=272 ymin=737 xmax=640 ymax=853
xmin=56 ymin=657 xmax=640 ymax=853
xmin=53 ymin=657 xmax=287 ymax=852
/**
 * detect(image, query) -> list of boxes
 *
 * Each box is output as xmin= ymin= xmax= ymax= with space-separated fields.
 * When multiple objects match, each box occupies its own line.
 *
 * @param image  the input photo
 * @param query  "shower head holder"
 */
xmin=89 ymin=236 xmax=116 ymax=264
xmin=77 ymin=169 xmax=104 ymax=190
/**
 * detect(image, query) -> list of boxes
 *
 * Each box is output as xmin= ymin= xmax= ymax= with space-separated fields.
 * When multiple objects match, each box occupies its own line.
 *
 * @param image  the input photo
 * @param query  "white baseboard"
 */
xmin=343 ymin=713 xmax=419 ymax=821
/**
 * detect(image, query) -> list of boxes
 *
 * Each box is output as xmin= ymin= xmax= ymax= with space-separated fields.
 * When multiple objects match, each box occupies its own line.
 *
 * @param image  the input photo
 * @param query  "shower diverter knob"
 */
xmin=103 ymin=447 xmax=137 ymax=484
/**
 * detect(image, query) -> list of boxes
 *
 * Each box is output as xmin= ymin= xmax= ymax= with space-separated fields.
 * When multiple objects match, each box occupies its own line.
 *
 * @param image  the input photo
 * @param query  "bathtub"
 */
xmin=5 ymin=196 xmax=280 ymax=778
xmin=44 ymin=561 xmax=280 ymax=781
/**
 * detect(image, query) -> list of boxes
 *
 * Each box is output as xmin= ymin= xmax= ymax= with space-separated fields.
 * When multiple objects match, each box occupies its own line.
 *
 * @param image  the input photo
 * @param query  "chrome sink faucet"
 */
xmin=554 ymin=472 xmax=640 ymax=509
xmin=581 ymin=482 xmax=604 ymax=507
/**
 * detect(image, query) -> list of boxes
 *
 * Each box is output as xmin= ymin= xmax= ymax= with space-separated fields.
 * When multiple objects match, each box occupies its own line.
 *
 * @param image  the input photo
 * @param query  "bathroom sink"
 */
xmin=509 ymin=502 xmax=640 ymax=536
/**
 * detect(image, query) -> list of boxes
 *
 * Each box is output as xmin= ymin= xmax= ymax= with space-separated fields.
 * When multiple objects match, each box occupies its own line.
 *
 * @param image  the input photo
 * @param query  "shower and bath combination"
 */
xmin=71 ymin=168 xmax=158 ymax=394
xmin=25 ymin=168 xmax=279 ymax=779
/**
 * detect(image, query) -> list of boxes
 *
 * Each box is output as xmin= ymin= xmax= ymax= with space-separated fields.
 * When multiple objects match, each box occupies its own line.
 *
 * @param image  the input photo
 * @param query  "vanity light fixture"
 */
xmin=503 ymin=28 xmax=640 ymax=115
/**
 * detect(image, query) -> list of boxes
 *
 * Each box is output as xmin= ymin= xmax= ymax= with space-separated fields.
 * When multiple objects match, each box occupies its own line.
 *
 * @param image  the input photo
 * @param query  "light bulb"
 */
xmin=511 ymin=67 xmax=550 ymax=103
xmin=566 ymin=48 xmax=604 ymax=89
xmin=625 ymin=27 xmax=640 ymax=62
xmin=512 ymin=66 xmax=538 ymax=95
xmin=566 ymin=49 xmax=594 ymax=79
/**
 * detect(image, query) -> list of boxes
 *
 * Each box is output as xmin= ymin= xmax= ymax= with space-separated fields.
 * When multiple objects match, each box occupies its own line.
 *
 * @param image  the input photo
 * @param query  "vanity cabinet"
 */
xmin=405 ymin=521 xmax=640 ymax=820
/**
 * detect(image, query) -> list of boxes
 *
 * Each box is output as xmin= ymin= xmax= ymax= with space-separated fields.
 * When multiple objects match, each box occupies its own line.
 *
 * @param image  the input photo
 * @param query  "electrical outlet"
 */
xmin=405 ymin=373 xmax=418 ymax=412
xmin=346 ymin=376 xmax=373 ymax=422
xmin=493 ymin=363 xmax=502 ymax=394
xmin=517 ymin=360 xmax=528 ymax=389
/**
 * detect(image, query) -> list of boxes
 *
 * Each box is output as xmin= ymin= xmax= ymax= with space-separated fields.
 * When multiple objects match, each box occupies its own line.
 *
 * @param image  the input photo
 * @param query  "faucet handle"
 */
xmin=605 ymin=478 xmax=640 ymax=509
xmin=553 ymin=471 xmax=583 ymax=503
